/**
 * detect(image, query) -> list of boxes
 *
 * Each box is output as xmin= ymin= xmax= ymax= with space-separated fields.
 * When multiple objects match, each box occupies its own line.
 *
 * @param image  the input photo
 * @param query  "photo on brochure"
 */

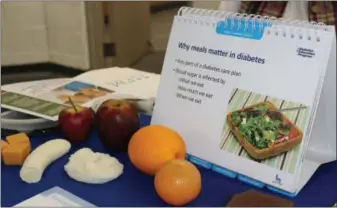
xmin=219 ymin=88 xmax=310 ymax=174
xmin=39 ymin=81 xmax=115 ymax=105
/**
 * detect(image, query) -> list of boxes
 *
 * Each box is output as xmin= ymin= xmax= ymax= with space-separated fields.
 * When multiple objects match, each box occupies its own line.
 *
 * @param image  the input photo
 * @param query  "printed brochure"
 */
xmin=1 ymin=67 xmax=160 ymax=121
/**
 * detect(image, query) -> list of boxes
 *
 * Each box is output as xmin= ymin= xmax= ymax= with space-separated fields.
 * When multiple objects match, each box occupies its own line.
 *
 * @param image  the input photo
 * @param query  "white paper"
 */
xmin=1 ymin=67 xmax=160 ymax=120
xmin=15 ymin=194 xmax=73 ymax=207
xmin=151 ymin=7 xmax=335 ymax=194
xmin=14 ymin=186 xmax=95 ymax=207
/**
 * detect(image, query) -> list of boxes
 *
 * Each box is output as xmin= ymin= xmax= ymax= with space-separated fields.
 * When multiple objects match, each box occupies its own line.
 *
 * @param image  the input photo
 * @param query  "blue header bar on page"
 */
xmin=216 ymin=19 xmax=271 ymax=40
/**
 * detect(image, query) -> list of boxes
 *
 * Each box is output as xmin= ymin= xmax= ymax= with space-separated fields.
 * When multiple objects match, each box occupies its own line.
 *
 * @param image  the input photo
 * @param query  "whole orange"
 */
xmin=128 ymin=125 xmax=186 ymax=175
xmin=154 ymin=159 xmax=202 ymax=206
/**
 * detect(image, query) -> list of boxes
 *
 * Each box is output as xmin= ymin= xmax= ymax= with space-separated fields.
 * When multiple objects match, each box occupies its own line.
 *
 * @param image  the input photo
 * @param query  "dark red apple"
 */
xmin=96 ymin=99 xmax=140 ymax=152
xmin=58 ymin=105 xmax=95 ymax=143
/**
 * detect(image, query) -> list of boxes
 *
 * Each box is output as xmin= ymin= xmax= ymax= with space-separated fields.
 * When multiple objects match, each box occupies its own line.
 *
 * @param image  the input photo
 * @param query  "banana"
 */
xmin=20 ymin=139 xmax=71 ymax=183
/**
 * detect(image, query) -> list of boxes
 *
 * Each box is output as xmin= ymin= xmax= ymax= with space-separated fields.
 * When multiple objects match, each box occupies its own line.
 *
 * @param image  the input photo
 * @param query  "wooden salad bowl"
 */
xmin=226 ymin=101 xmax=303 ymax=160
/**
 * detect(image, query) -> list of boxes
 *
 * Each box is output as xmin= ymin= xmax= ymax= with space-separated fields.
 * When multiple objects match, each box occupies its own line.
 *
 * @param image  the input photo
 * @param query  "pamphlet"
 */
xmin=1 ymin=67 xmax=160 ymax=121
xmin=14 ymin=186 xmax=96 ymax=207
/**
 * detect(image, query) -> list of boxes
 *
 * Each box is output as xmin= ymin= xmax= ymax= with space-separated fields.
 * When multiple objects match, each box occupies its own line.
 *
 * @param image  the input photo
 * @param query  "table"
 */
xmin=2 ymin=114 xmax=336 ymax=207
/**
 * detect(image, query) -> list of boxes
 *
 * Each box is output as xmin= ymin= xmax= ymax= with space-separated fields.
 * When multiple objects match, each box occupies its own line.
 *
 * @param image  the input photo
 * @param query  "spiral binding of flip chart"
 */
xmin=176 ymin=7 xmax=331 ymax=42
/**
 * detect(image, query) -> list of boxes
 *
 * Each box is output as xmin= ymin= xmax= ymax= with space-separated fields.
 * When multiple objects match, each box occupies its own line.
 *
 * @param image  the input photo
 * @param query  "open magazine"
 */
xmin=1 ymin=67 xmax=160 ymax=121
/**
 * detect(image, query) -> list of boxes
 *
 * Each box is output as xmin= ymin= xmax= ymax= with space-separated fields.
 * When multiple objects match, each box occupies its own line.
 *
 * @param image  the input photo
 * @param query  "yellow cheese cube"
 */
xmin=1 ymin=140 xmax=9 ymax=151
xmin=3 ymin=142 xmax=31 ymax=165
xmin=6 ymin=133 xmax=30 ymax=145
xmin=1 ymin=140 xmax=9 ymax=161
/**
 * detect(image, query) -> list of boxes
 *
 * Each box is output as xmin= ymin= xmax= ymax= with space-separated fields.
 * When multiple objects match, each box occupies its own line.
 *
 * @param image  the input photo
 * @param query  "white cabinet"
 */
xmin=1 ymin=2 xmax=151 ymax=71
xmin=1 ymin=2 xmax=49 ymax=66
xmin=44 ymin=2 xmax=90 ymax=69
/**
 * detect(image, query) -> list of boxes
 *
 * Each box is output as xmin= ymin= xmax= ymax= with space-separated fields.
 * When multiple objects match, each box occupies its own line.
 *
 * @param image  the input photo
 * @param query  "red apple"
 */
xmin=58 ymin=105 xmax=95 ymax=143
xmin=96 ymin=99 xmax=140 ymax=152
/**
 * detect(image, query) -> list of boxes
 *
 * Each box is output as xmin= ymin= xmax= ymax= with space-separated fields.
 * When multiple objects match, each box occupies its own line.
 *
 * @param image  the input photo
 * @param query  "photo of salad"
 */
xmin=228 ymin=101 xmax=303 ymax=160
xmin=219 ymin=88 xmax=310 ymax=174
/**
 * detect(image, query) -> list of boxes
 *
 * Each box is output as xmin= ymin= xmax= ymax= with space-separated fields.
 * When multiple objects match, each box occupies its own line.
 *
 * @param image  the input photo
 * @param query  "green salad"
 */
xmin=231 ymin=105 xmax=296 ymax=149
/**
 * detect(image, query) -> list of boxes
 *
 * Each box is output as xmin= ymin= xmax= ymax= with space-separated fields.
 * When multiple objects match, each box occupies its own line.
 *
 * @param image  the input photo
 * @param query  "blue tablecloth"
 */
xmin=2 ymin=114 xmax=336 ymax=207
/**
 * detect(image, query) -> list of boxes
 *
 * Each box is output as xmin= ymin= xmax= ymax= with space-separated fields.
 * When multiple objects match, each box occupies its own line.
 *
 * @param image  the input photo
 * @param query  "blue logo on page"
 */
xmin=272 ymin=174 xmax=283 ymax=186
xmin=216 ymin=19 xmax=271 ymax=40
xmin=297 ymin=47 xmax=315 ymax=58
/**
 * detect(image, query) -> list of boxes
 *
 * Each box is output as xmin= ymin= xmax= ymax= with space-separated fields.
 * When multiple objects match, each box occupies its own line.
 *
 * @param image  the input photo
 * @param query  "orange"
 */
xmin=128 ymin=125 xmax=186 ymax=175
xmin=154 ymin=159 xmax=202 ymax=206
